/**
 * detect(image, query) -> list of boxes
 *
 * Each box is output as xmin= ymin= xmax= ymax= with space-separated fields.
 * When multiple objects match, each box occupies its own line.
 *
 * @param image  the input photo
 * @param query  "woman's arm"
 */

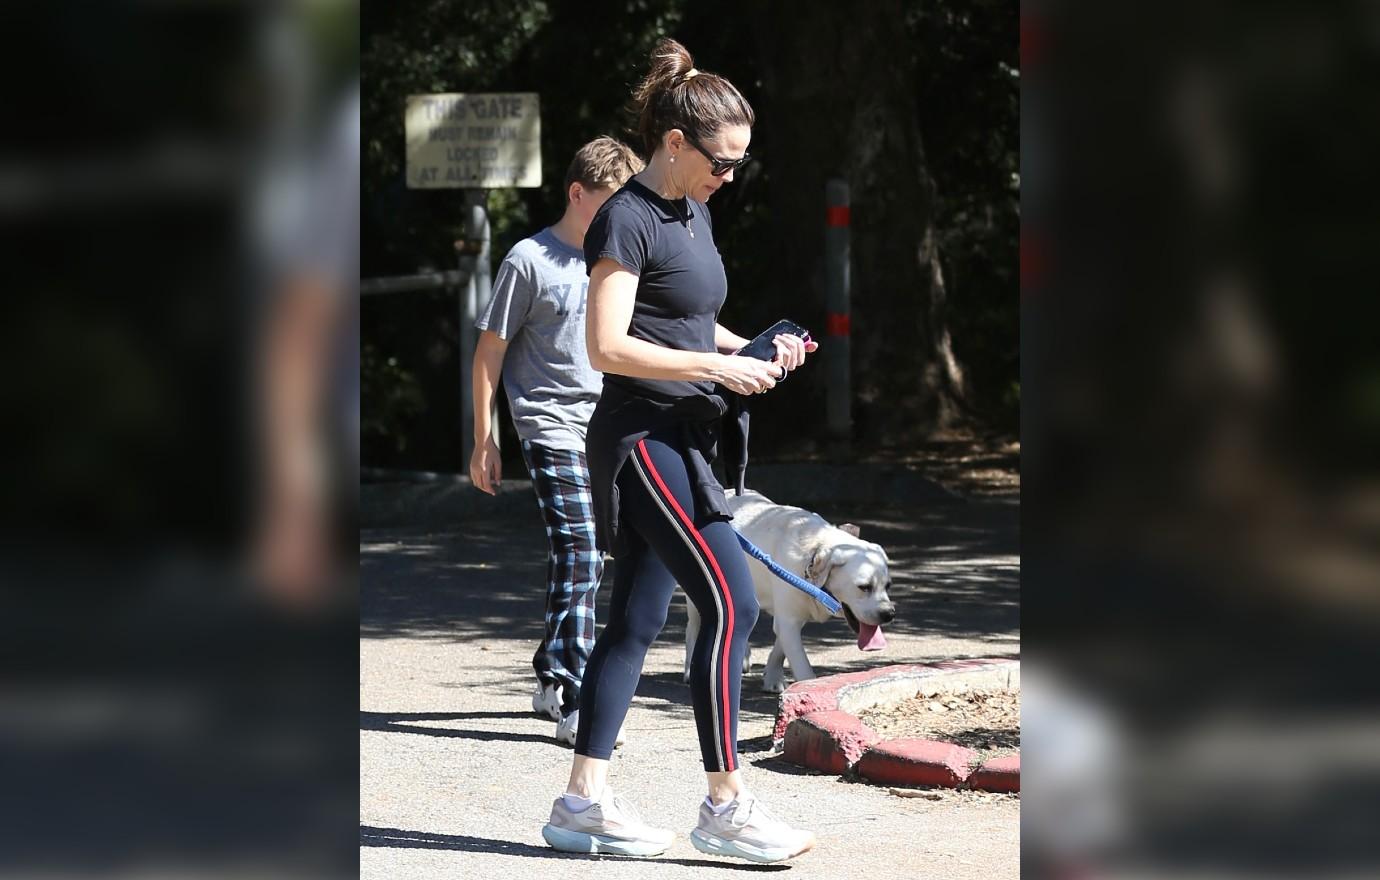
xmin=714 ymin=323 xmax=751 ymax=354
xmin=585 ymin=260 xmax=717 ymax=380
xmin=585 ymin=258 xmax=777 ymax=394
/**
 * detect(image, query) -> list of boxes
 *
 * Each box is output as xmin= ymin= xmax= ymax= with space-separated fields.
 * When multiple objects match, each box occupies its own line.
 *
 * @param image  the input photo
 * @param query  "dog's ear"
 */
xmin=804 ymin=545 xmax=827 ymax=583
xmin=838 ymin=523 xmax=861 ymax=538
xmin=806 ymin=545 xmax=844 ymax=585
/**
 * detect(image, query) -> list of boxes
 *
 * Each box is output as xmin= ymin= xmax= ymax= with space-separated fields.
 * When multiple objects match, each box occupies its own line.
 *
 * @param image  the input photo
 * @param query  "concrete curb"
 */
xmin=968 ymin=754 xmax=1021 ymax=793
xmin=773 ymin=658 xmax=1018 ymax=742
xmin=774 ymin=659 xmax=1020 ymax=793
xmin=360 ymin=461 xmax=964 ymax=528
xmin=782 ymin=710 xmax=882 ymax=774
xmin=856 ymin=739 xmax=978 ymax=788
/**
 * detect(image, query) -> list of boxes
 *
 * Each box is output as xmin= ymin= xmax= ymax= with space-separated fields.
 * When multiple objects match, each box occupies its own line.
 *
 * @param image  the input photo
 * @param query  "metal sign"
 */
xmin=405 ymin=92 xmax=542 ymax=189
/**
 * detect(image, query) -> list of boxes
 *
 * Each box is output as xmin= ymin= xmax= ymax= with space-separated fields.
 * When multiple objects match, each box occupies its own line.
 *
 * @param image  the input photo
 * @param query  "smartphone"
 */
xmin=734 ymin=319 xmax=809 ymax=361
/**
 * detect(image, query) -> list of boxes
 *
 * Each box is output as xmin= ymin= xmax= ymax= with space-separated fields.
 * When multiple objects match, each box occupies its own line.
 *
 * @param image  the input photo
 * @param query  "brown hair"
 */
xmin=627 ymin=38 xmax=755 ymax=158
xmin=563 ymin=136 xmax=645 ymax=195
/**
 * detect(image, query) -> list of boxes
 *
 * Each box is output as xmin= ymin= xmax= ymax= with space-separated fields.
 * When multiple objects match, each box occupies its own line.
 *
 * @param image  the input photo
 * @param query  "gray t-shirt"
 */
xmin=476 ymin=227 xmax=601 ymax=453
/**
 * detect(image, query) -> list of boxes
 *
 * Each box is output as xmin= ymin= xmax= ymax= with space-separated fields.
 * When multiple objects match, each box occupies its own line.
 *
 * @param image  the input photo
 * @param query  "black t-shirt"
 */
xmin=579 ymin=178 xmax=749 ymax=556
xmin=583 ymin=177 xmax=726 ymax=400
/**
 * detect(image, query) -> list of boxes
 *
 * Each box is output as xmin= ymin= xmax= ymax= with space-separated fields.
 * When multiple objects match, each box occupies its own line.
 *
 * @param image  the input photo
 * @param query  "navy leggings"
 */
xmin=574 ymin=429 xmax=760 ymax=772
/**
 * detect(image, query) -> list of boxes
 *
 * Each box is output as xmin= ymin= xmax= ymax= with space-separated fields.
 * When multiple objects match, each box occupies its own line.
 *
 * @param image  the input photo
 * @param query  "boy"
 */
xmin=471 ymin=137 xmax=643 ymax=745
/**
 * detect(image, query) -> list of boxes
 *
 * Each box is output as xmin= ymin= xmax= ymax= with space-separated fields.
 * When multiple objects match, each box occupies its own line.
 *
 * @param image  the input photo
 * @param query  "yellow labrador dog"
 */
xmin=684 ymin=489 xmax=896 ymax=693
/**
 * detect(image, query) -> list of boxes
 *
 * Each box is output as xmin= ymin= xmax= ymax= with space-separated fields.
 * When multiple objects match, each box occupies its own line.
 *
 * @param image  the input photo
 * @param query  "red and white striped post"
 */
xmin=824 ymin=179 xmax=852 ymax=444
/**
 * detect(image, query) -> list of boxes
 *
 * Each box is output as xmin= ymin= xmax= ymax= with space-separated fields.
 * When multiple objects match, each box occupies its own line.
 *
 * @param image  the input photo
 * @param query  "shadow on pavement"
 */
xmin=361 ymin=711 xmax=554 ymax=744
xmin=360 ymin=825 xmax=790 ymax=870
xmin=361 ymin=500 xmax=1018 ymax=649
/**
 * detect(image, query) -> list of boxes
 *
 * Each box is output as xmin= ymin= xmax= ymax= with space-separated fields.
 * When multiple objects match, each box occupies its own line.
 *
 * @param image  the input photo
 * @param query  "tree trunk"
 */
xmin=750 ymin=0 xmax=967 ymax=439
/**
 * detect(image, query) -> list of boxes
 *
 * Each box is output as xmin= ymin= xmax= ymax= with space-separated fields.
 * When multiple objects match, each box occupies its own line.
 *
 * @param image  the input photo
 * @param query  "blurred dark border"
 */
xmin=1 ymin=3 xmax=359 ymax=876
xmin=1024 ymin=1 xmax=1380 ymax=874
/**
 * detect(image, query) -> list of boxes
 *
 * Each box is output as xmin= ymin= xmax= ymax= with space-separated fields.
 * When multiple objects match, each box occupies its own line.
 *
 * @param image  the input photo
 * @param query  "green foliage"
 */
xmin=362 ymin=0 xmax=1019 ymax=468
xmin=360 ymin=341 xmax=427 ymax=454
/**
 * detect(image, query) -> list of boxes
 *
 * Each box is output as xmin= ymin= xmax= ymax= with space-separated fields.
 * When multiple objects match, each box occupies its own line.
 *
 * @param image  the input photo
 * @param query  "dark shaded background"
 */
xmin=361 ymin=0 xmax=1020 ymax=473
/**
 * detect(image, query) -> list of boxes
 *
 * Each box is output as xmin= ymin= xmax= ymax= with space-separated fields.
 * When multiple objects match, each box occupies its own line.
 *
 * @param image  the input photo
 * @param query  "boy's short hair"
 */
xmin=564 ymin=136 xmax=644 ymax=196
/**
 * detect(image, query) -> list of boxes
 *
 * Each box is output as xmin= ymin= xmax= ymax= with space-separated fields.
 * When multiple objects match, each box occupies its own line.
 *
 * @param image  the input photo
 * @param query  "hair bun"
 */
xmin=626 ymin=38 xmax=753 ymax=158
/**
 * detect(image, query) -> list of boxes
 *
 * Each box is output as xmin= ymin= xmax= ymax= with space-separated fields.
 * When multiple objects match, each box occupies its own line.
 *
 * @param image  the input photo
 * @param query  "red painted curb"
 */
xmin=773 ymin=659 xmax=1010 ymax=742
xmin=855 ymin=739 xmax=978 ymax=788
xmin=773 ymin=679 xmax=842 ymax=743
xmin=782 ymin=710 xmax=881 ymax=774
xmin=969 ymin=754 xmax=1020 ymax=793
xmin=774 ymin=660 xmax=1020 ymax=792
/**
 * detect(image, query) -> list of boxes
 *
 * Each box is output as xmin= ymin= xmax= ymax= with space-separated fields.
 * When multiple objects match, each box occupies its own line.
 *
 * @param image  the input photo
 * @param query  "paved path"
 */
xmin=361 ymin=492 xmax=1019 ymax=879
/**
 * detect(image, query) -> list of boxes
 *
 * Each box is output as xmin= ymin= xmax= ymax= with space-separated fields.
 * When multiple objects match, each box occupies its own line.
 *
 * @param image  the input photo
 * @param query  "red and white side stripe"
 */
xmin=629 ymin=439 xmax=737 ymax=772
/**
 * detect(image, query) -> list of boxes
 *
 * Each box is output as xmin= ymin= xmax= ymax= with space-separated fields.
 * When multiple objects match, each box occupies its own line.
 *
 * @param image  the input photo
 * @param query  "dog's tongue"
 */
xmin=857 ymin=623 xmax=887 ymax=651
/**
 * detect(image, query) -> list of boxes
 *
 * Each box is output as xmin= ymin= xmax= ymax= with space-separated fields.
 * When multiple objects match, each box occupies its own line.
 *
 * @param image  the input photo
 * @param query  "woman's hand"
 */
xmin=711 ymin=354 xmax=782 ymax=396
xmin=710 ymin=332 xmax=820 ymax=395
xmin=770 ymin=332 xmax=819 ymax=380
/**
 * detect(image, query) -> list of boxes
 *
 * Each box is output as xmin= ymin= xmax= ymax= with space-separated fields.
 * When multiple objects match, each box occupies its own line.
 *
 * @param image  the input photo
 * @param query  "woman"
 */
xmin=539 ymin=38 xmax=819 ymax=864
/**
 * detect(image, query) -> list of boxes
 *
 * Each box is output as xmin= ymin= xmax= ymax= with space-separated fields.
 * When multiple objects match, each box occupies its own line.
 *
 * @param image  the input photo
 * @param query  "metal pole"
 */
xmin=458 ymin=189 xmax=492 ymax=472
xmin=824 ymin=178 xmax=852 ymax=447
xmin=360 ymin=270 xmax=468 ymax=296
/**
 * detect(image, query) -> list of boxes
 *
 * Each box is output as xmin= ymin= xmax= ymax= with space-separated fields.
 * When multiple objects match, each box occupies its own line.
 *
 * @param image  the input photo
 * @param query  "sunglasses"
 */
xmin=683 ymin=134 xmax=752 ymax=177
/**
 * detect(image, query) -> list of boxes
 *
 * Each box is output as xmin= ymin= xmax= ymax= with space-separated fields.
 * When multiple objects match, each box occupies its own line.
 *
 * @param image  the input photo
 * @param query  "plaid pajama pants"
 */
xmin=521 ymin=440 xmax=605 ymax=716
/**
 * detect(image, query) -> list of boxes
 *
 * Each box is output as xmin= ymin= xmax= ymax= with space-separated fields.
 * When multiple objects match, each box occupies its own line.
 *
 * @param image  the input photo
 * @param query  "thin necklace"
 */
xmin=670 ymin=166 xmax=694 ymax=238
xmin=642 ymin=170 xmax=693 ymax=238
xmin=678 ymin=198 xmax=694 ymax=238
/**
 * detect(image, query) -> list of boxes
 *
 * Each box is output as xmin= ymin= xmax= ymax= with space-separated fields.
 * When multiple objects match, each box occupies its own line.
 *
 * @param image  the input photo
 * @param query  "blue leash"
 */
xmin=734 ymin=530 xmax=842 ymax=614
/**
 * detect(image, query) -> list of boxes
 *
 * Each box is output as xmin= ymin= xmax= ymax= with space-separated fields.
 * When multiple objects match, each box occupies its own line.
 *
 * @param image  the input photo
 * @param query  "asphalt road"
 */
xmin=361 ymin=488 xmax=1019 ymax=879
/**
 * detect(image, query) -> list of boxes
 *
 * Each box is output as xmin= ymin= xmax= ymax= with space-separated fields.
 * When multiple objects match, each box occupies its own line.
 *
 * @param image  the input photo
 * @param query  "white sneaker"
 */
xmin=555 ymin=709 xmax=627 ymax=748
xmin=541 ymin=787 xmax=674 ymax=857
xmin=690 ymin=793 xmax=816 ymax=863
xmin=532 ymin=682 xmax=562 ymax=721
